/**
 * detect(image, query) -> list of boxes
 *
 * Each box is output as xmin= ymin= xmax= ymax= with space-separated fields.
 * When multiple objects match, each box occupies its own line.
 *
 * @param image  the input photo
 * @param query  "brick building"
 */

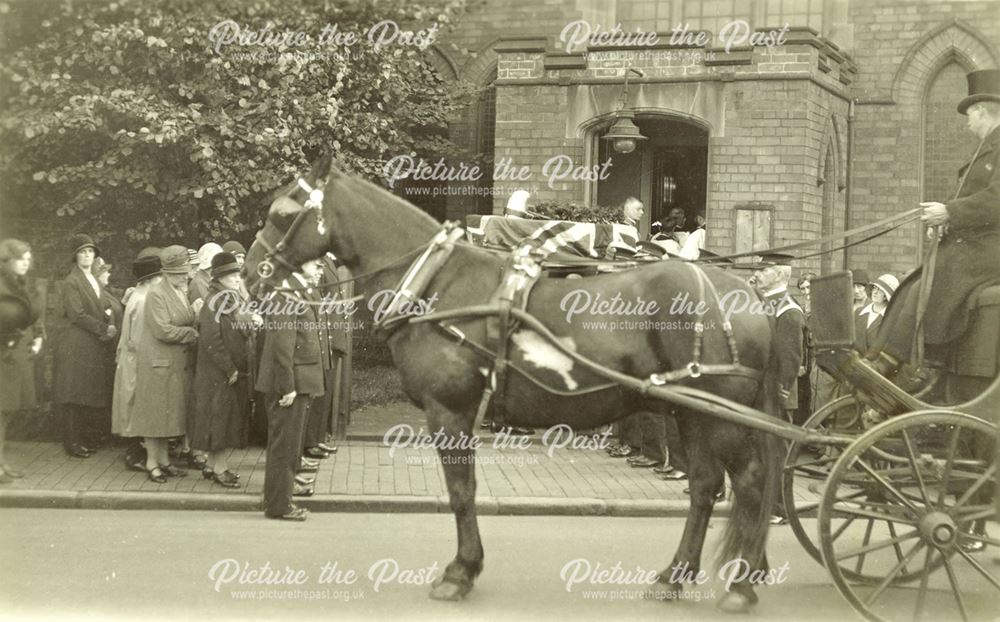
xmin=4 ymin=0 xmax=998 ymax=281
xmin=430 ymin=0 xmax=1000 ymax=278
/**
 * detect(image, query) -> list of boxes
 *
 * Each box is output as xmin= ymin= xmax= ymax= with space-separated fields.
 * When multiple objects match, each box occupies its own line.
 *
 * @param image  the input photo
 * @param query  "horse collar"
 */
xmin=373 ymin=222 xmax=466 ymax=336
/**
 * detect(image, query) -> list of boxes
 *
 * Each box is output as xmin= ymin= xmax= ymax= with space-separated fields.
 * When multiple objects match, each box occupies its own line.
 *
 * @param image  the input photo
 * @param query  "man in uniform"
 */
xmin=751 ymin=252 xmax=805 ymax=526
xmin=320 ymin=253 xmax=353 ymax=443
xmin=300 ymin=258 xmax=338 ymax=467
xmin=257 ymin=256 xmax=326 ymax=522
xmin=870 ymin=69 xmax=1000 ymax=390
xmin=752 ymin=253 xmax=805 ymax=422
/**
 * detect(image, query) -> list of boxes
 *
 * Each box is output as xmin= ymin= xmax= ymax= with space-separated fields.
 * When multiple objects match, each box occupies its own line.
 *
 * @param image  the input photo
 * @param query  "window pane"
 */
xmin=618 ymin=0 xmax=672 ymax=32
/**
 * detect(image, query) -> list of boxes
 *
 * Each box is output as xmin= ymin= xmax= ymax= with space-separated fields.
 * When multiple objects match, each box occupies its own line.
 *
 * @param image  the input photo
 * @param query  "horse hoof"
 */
xmin=716 ymin=591 xmax=755 ymax=614
xmin=429 ymin=579 xmax=471 ymax=601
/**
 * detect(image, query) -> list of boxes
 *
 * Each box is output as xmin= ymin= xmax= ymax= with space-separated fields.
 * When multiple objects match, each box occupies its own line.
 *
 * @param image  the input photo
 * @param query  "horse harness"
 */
xmin=374 ymin=223 xmax=764 ymax=429
xmin=254 ymin=178 xmax=328 ymax=283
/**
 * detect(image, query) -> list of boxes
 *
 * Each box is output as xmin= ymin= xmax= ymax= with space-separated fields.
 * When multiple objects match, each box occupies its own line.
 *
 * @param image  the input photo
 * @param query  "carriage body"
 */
xmin=782 ymin=270 xmax=999 ymax=622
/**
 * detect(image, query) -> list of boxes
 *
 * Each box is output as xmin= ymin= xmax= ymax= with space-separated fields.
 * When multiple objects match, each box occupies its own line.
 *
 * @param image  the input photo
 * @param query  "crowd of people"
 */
xmin=0 ymin=235 xmax=352 ymax=521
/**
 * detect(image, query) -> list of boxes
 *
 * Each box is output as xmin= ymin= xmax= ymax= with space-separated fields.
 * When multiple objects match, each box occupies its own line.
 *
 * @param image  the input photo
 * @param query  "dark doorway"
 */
xmin=596 ymin=116 xmax=708 ymax=238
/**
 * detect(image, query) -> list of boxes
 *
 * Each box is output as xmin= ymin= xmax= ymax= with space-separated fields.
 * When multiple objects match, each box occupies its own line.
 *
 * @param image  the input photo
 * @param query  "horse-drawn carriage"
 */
xmin=778 ymin=271 xmax=999 ymax=622
xmin=244 ymin=157 xmax=997 ymax=622
xmin=467 ymin=212 xmax=1000 ymax=621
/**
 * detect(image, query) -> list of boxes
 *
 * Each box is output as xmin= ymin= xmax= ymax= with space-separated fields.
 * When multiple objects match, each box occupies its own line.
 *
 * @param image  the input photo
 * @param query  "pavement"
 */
xmin=0 ymin=401 xmax=822 ymax=517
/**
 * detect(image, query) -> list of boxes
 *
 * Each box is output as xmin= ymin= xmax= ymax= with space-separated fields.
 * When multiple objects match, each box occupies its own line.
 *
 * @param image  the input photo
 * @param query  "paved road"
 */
xmin=2 ymin=510 xmax=996 ymax=621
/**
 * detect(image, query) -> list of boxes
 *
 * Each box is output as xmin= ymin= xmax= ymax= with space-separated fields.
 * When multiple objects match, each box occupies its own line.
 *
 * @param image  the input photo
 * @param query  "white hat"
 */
xmin=505 ymin=190 xmax=531 ymax=216
xmin=871 ymin=273 xmax=899 ymax=300
xmin=197 ymin=242 xmax=223 ymax=271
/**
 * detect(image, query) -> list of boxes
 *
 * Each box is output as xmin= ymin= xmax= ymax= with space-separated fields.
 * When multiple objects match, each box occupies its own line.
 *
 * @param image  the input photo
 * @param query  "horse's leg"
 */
xmin=424 ymin=399 xmax=484 ymax=601
xmin=658 ymin=415 xmax=725 ymax=598
xmin=716 ymin=433 xmax=771 ymax=613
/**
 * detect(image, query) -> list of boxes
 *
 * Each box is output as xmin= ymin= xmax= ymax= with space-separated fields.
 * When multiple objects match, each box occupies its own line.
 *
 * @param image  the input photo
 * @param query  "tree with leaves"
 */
xmin=0 ymin=0 xmax=477 ymax=244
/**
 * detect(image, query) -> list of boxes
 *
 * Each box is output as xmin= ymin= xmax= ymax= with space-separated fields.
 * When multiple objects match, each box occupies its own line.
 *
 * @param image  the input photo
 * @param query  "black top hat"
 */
xmin=132 ymin=255 xmax=161 ymax=283
xmin=70 ymin=234 xmax=100 ymax=261
xmin=958 ymin=69 xmax=1000 ymax=115
xmin=211 ymin=251 xmax=241 ymax=280
xmin=754 ymin=252 xmax=795 ymax=267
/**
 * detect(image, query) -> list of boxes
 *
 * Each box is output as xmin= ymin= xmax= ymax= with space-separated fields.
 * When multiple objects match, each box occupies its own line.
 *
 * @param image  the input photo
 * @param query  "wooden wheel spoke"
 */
xmin=856 ymin=456 xmax=922 ymax=515
xmin=830 ymin=514 xmax=858 ymax=542
xmin=885 ymin=520 xmax=909 ymax=571
xmin=913 ymin=546 xmax=935 ymax=622
xmin=901 ymin=429 xmax=933 ymax=507
xmin=956 ymin=507 xmax=997 ymax=524
xmin=862 ymin=540 xmax=925 ymax=607
xmin=830 ymin=504 xmax=917 ymax=526
xmin=935 ymin=426 xmax=962 ymax=510
xmin=958 ymin=530 xmax=1000 ymax=548
xmin=855 ymin=519 xmax=876 ymax=574
xmin=952 ymin=463 xmax=996 ymax=510
xmin=847 ymin=498 xmax=918 ymax=518
xmin=818 ymin=489 xmax=868 ymax=510
xmin=941 ymin=555 xmax=968 ymax=622
xmin=955 ymin=546 xmax=1000 ymax=590
xmin=834 ymin=528 xmax=919 ymax=562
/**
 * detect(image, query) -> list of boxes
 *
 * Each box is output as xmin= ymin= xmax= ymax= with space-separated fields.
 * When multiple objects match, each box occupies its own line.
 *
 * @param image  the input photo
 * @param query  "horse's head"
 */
xmin=243 ymin=155 xmax=336 ymax=295
xmin=245 ymin=153 xmax=441 ymax=298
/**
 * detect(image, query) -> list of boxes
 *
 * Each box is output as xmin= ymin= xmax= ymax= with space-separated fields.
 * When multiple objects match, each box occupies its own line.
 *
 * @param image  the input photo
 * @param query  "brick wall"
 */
xmin=489 ymin=36 xmax=853 ymax=280
xmin=846 ymin=0 xmax=1000 ymax=277
xmin=440 ymin=0 xmax=593 ymax=223
xmin=438 ymin=0 xmax=1000 ymax=281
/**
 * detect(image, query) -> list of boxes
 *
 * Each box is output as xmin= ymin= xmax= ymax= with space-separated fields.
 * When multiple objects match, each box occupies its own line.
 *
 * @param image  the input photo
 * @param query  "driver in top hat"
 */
xmin=869 ymin=69 xmax=1000 ymax=392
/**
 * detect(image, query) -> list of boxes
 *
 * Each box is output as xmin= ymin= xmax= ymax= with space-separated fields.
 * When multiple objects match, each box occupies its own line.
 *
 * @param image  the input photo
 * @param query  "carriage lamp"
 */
xmin=602 ymin=66 xmax=647 ymax=154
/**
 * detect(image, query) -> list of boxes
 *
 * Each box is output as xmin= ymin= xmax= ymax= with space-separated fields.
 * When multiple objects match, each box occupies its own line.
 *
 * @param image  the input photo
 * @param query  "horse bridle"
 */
xmin=252 ymin=174 xmax=442 ymax=296
xmin=254 ymin=177 xmax=327 ymax=284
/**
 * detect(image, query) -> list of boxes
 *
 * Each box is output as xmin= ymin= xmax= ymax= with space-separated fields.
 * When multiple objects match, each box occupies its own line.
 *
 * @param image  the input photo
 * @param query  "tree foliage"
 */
xmin=0 ymin=0 xmax=478 ymax=242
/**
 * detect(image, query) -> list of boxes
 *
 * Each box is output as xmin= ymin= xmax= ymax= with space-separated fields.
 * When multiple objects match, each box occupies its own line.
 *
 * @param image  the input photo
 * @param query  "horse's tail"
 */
xmin=718 ymin=317 xmax=784 ymax=569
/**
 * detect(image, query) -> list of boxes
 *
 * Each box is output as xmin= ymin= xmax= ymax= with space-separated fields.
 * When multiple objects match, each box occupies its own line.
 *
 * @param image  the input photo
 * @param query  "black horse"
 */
xmin=243 ymin=156 xmax=786 ymax=612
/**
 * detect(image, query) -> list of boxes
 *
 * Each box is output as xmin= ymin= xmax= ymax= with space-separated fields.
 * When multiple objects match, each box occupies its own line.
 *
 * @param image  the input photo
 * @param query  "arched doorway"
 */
xmin=590 ymin=114 xmax=709 ymax=238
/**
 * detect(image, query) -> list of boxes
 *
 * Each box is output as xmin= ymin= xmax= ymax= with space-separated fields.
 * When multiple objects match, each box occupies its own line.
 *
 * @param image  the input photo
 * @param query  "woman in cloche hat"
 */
xmin=126 ymin=245 xmax=200 ymax=483
xmin=191 ymin=252 xmax=253 ymax=488
xmin=52 ymin=234 xmax=118 ymax=459
xmin=111 ymin=253 xmax=162 ymax=474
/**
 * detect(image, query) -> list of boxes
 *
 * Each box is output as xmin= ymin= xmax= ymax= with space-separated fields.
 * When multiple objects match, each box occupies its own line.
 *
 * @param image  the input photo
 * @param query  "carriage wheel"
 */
xmin=819 ymin=411 xmax=999 ymax=622
xmin=783 ymin=395 xmax=864 ymax=568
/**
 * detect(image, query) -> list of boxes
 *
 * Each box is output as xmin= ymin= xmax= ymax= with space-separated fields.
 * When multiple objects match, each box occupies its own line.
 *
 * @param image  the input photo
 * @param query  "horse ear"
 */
xmin=307 ymin=154 xmax=333 ymax=183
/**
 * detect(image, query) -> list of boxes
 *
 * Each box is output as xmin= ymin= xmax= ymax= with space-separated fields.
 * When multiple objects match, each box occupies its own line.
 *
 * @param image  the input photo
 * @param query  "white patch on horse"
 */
xmin=511 ymin=330 xmax=578 ymax=390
